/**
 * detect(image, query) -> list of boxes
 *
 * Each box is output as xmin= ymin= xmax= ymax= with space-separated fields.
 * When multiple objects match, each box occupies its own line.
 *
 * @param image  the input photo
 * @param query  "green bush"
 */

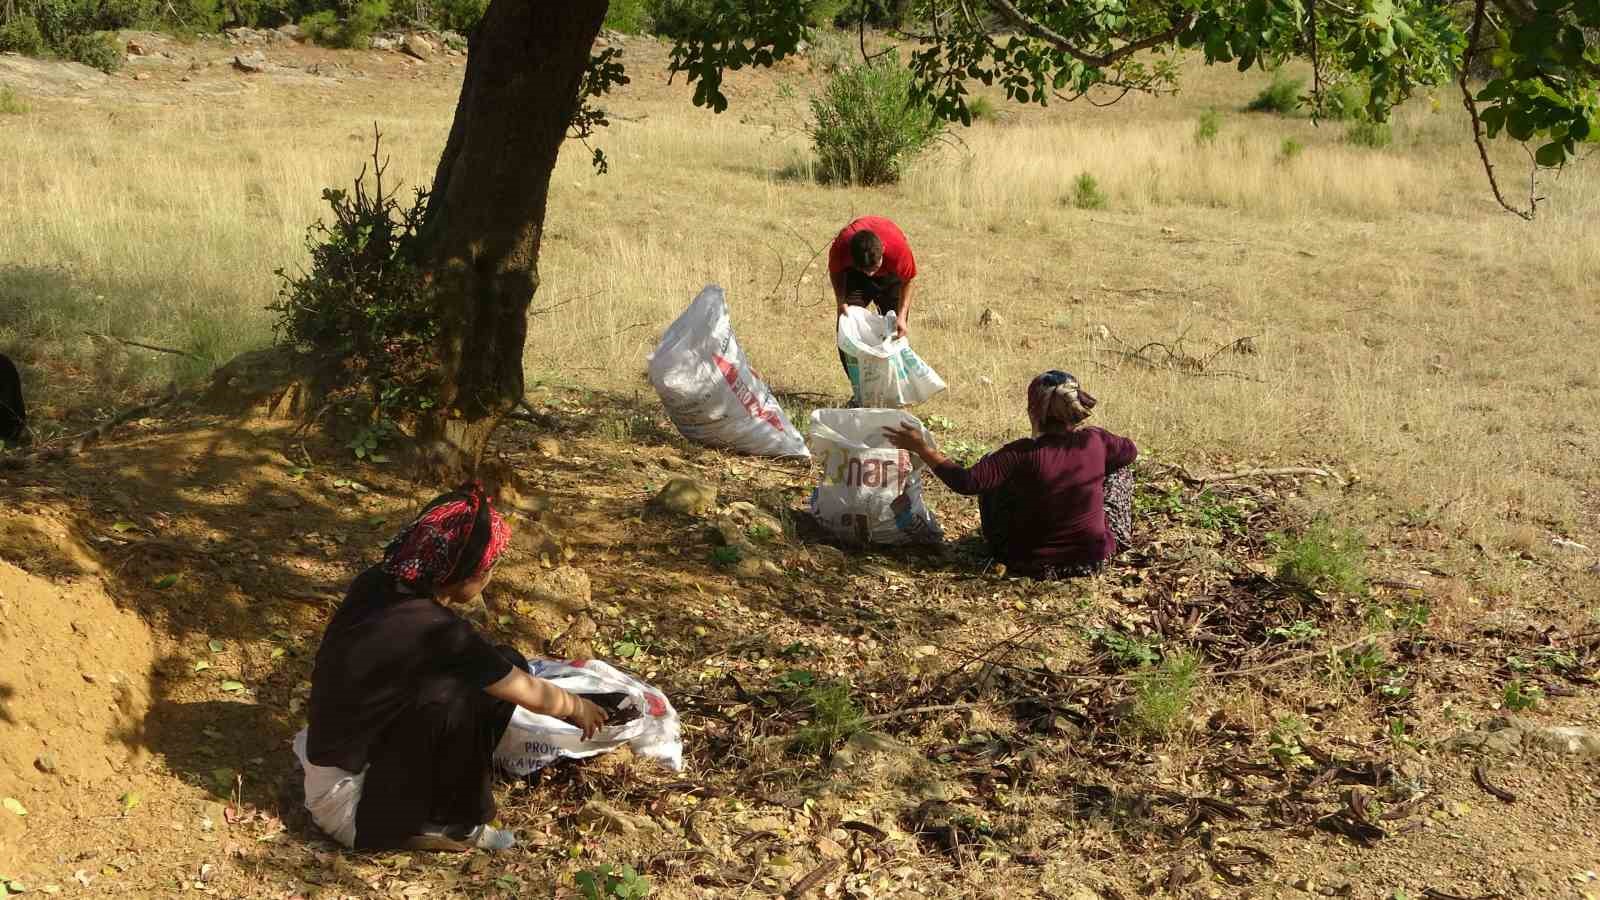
xmin=650 ymin=0 xmax=847 ymax=37
xmin=790 ymin=681 xmax=864 ymax=756
xmin=603 ymin=0 xmax=649 ymax=33
xmin=1272 ymin=519 xmax=1366 ymax=594
xmin=1324 ymin=80 xmax=1371 ymax=121
xmin=1279 ymin=137 xmax=1304 ymax=161
xmin=300 ymin=0 xmax=386 ymax=48
xmin=809 ymin=51 xmax=945 ymax=186
xmin=1070 ymin=172 xmax=1107 ymax=210
xmin=966 ymin=94 xmax=998 ymax=122
xmin=0 ymin=14 xmax=47 ymax=54
xmin=433 ymin=0 xmax=486 ymax=33
xmin=1345 ymin=119 xmax=1393 ymax=148
xmin=1247 ymin=72 xmax=1304 ymax=114
xmin=1194 ymin=108 xmax=1221 ymax=144
xmin=270 ymin=144 xmax=439 ymax=420
xmin=63 ymin=30 xmax=123 ymax=72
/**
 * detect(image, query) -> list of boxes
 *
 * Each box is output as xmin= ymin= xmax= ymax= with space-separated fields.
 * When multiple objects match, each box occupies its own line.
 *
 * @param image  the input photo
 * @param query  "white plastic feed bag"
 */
xmin=806 ymin=408 xmax=944 ymax=546
xmin=493 ymin=658 xmax=685 ymax=777
xmin=836 ymin=307 xmax=946 ymax=409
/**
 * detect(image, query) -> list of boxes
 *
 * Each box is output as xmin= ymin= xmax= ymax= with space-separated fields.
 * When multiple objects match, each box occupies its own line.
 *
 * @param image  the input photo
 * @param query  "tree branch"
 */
xmin=984 ymin=0 xmax=1196 ymax=68
xmin=1458 ymin=0 xmax=1536 ymax=219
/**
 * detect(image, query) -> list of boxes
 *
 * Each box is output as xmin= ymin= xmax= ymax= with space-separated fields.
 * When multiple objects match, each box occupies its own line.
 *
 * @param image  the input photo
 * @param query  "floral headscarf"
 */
xmin=381 ymin=482 xmax=511 ymax=591
xmin=1027 ymin=370 xmax=1097 ymax=436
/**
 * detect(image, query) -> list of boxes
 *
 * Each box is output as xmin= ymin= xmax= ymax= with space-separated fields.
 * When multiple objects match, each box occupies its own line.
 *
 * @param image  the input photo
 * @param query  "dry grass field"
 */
xmin=2 ymin=27 xmax=1599 ymax=900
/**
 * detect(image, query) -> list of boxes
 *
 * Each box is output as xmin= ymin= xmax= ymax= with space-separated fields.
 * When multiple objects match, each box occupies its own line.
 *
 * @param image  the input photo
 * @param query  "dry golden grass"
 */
xmin=1 ymin=42 xmax=1596 ymax=560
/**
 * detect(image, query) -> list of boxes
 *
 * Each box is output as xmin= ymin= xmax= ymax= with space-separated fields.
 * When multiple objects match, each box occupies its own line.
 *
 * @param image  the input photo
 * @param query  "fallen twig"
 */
xmin=1183 ymin=465 xmax=1346 ymax=487
xmin=84 ymin=331 xmax=199 ymax=359
xmin=1471 ymin=764 xmax=1516 ymax=803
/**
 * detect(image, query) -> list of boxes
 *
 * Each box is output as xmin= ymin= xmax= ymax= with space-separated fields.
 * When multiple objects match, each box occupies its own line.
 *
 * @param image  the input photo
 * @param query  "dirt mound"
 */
xmin=0 ymin=554 xmax=158 ymax=873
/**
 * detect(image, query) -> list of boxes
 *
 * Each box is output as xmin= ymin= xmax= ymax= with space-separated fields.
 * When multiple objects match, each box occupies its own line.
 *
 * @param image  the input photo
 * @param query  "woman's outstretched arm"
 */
xmin=883 ymin=421 xmax=1019 ymax=496
xmin=485 ymin=669 xmax=608 ymax=738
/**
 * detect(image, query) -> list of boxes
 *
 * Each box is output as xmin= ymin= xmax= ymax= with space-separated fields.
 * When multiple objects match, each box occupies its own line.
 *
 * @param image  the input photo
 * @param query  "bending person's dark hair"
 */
xmin=849 ymin=230 xmax=884 ymax=272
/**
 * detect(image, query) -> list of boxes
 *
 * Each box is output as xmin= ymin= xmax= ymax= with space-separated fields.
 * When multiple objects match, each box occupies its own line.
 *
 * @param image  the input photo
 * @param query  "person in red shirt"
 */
xmin=884 ymin=371 xmax=1137 ymax=578
xmin=829 ymin=216 xmax=918 ymax=358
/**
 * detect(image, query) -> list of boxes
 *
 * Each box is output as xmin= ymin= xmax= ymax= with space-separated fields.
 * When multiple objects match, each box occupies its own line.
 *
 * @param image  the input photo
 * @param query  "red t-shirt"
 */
xmin=828 ymin=216 xmax=917 ymax=282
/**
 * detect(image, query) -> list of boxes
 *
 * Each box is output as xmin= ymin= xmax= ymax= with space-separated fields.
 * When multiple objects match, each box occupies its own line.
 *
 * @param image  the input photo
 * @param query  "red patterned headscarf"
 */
xmin=381 ymin=482 xmax=511 ymax=591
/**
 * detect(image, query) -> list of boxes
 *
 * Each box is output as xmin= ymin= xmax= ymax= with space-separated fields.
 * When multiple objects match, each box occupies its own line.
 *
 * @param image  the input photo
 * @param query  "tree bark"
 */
xmin=415 ymin=0 xmax=609 ymax=471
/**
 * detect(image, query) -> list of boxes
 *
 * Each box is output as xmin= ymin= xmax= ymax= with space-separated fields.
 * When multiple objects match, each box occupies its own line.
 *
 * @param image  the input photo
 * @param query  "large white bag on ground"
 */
xmin=648 ymin=285 xmax=809 ymax=459
xmin=836 ymin=307 xmax=947 ymax=409
xmin=806 ymin=408 xmax=944 ymax=546
xmin=493 ymin=658 xmax=685 ymax=777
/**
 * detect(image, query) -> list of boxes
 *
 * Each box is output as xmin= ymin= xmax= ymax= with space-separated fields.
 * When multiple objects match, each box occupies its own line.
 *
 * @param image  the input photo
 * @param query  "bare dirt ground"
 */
xmin=2 ymin=27 xmax=1599 ymax=900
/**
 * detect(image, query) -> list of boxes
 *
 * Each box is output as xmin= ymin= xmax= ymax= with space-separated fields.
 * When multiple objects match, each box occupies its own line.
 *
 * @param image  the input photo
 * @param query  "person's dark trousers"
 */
xmin=837 ymin=268 xmax=904 ymax=378
xmin=353 ymin=645 xmax=528 ymax=850
xmin=978 ymin=484 xmax=1017 ymax=561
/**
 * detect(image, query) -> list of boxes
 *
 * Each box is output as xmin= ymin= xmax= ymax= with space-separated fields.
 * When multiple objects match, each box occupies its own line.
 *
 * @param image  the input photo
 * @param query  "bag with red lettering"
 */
xmin=648 ymin=285 xmax=810 ymax=459
xmin=806 ymin=408 xmax=943 ymax=546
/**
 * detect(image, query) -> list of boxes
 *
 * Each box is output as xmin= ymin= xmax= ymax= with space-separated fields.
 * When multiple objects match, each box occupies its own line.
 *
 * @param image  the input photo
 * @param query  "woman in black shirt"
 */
xmin=298 ymin=483 xmax=605 ymax=852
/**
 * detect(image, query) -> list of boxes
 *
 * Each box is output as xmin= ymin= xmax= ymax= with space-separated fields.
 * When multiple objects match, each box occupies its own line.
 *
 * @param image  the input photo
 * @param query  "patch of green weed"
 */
xmin=1272 ymin=519 xmax=1366 ymax=594
xmin=1129 ymin=651 xmax=1199 ymax=740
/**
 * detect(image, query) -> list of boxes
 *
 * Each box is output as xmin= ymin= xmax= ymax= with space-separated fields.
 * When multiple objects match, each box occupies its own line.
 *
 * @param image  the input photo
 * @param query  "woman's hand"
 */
xmin=883 ymin=421 xmax=946 ymax=468
xmin=563 ymin=694 xmax=609 ymax=740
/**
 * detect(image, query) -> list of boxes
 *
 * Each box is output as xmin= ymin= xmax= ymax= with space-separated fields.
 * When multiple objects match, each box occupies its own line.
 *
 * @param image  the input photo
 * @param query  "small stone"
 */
xmin=132 ymin=72 xmax=150 ymax=81
xmin=126 ymin=41 xmax=148 ymax=55
xmin=275 ymin=23 xmax=303 ymax=41
xmin=533 ymin=437 xmax=561 ymax=458
xmin=232 ymin=52 xmax=267 ymax=73
xmin=34 ymin=753 xmax=58 ymax=774
xmin=81 ymin=672 xmax=97 ymax=684
xmin=576 ymin=800 xmax=658 ymax=835
xmin=653 ymin=478 xmax=717 ymax=517
xmin=370 ymin=35 xmax=399 ymax=51
xmin=529 ymin=566 xmax=591 ymax=609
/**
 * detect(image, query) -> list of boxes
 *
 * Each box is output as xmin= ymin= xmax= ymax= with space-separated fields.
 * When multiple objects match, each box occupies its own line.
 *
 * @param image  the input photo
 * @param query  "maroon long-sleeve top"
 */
xmin=932 ymin=427 xmax=1137 ymax=570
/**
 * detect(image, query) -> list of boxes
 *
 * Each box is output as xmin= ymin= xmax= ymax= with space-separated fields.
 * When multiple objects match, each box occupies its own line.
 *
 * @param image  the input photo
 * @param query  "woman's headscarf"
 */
xmin=1027 ymin=370 xmax=1097 ymax=435
xmin=381 ymin=481 xmax=511 ymax=591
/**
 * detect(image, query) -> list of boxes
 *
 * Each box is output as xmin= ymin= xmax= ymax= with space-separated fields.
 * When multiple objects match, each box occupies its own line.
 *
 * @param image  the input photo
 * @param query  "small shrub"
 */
xmin=1324 ymin=80 xmax=1371 ymax=121
xmin=1070 ymin=172 xmax=1107 ymax=210
xmin=791 ymin=681 xmax=864 ymax=755
xmin=1246 ymin=72 xmax=1304 ymax=114
xmin=63 ymin=31 xmax=124 ymax=73
xmin=1267 ymin=717 xmax=1312 ymax=768
xmin=576 ymin=863 xmax=651 ymax=900
xmin=1267 ymin=619 xmax=1323 ymax=644
xmin=650 ymin=0 xmax=842 ymax=35
xmin=0 ymin=15 xmax=47 ymax=55
xmin=0 ymin=87 xmax=28 ymax=115
xmin=808 ymin=51 xmax=946 ymax=186
xmin=1129 ymin=652 xmax=1198 ymax=740
xmin=1272 ymin=519 xmax=1366 ymax=594
xmin=1345 ymin=119 xmax=1393 ymax=148
xmin=709 ymin=544 xmax=741 ymax=567
xmin=269 ymin=139 xmax=438 ymax=423
xmin=1501 ymin=679 xmax=1540 ymax=712
xmin=1279 ymin=137 xmax=1304 ymax=161
xmin=1194 ymin=108 xmax=1221 ymax=145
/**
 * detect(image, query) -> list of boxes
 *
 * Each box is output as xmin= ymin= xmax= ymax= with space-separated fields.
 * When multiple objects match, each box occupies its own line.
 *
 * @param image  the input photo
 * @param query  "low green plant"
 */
xmin=1194 ymin=108 xmax=1221 ymax=144
xmin=809 ymin=50 xmax=946 ymax=186
xmin=1246 ymin=72 xmax=1304 ymax=114
xmin=939 ymin=437 xmax=990 ymax=466
xmin=1267 ymin=716 xmax=1311 ymax=768
xmin=301 ymin=0 xmax=387 ymax=49
xmin=602 ymin=0 xmax=649 ymax=32
xmin=1501 ymin=678 xmax=1541 ymax=712
xmin=63 ymin=31 xmax=123 ymax=73
xmin=1267 ymin=619 xmax=1323 ymax=645
xmin=791 ymin=680 xmax=864 ymax=755
xmin=1323 ymin=80 xmax=1371 ymax=121
xmin=575 ymin=863 xmax=651 ymax=900
xmin=774 ymin=669 xmax=817 ymax=691
xmin=1088 ymin=628 xmax=1161 ymax=670
xmin=1070 ymin=172 xmax=1107 ymax=210
xmin=966 ymin=94 xmax=999 ymax=123
xmin=1279 ymin=137 xmax=1304 ymax=161
xmin=0 ymin=87 xmax=28 ymax=115
xmin=1129 ymin=652 xmax=1199 ymax=739
xmin=1345 ymin=119 xmax=1393 ymax=149
xmin=1271 ymin=519 xmax=1366 ymax=594
xmin=347 ymin=419 xmax=396 ymax=461
xmin=710 ymin=544 xmax=742 ymax=567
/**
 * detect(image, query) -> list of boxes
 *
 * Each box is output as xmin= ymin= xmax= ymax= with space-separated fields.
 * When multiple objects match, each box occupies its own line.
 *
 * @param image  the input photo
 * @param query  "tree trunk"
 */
xmin=414 ymin=0 xmax=608 ymax=471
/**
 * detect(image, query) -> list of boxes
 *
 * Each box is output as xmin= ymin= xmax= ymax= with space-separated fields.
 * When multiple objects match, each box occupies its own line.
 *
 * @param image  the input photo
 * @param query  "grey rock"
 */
xmin=653 ymin=477 xmax=716 ymax=516
xmin=370 ymin=36 xmax=398 ymax=52
xmin=35 ymin=752 xmax=58 ymax=774
xmin=576 ymin=800 xmax=659 ymax=835
xmin=401 ymin=33 xmax=434 ymax=60
xmin=231 ymin=52 xmax=268 ymax=74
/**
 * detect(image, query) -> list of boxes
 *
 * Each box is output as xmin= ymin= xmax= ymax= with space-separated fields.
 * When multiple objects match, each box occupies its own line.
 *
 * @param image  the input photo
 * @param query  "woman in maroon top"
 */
xmin=885 ymin=371 xmax=1137 ymax=577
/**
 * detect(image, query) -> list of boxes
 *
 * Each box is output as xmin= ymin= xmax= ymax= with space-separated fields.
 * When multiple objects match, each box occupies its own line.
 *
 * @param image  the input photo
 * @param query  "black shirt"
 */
xmin=306 ymin=566 xmax=515 ymax=772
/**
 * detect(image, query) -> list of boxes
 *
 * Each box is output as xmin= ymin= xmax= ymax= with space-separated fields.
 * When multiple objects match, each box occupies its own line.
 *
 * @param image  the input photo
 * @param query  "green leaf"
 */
xmin=192 ymin=660 xmax=212 ymax=673
xmin=153 ymin=574 xmax=179 ymax=589
xmin=119 ymin=792 xmax=140 ymax=814
xmin=219 ymin=680 xmax=246 ymax=693
xmin=2 ymin=798 xmax=26 ymax=817
xmin=270 ymin=647 xmax=286 ymax=660
xmin=614 ymin=641 xmax=640 ymax=659
xmin=1534 ymin=140 xmax=1567 ymax=167
xmin=111 ymin=521 xmax=136 ymax=533
xmin=208 ymin=639 xmax=224 ymax=654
